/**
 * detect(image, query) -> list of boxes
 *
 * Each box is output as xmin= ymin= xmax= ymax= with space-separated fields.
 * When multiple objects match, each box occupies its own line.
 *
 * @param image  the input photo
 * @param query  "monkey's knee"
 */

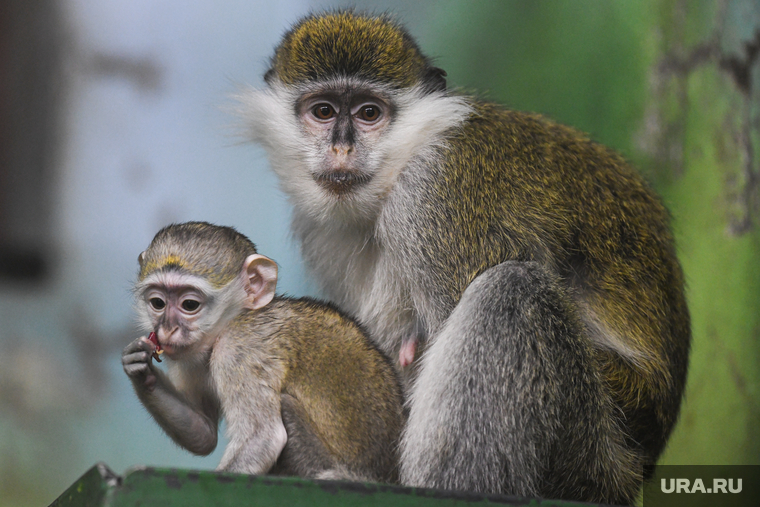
xmin=442 ymin=261 xmax=583 ymax=359
xmin=402 ymin=262 xmax=570 ymax=492
xmin=466 ymin=261 xmax=576 ymax=324
xmin=271 ymin=394 xmax=335 ymax=477
xmin=402 ymin=261 xmax=640 ymax=501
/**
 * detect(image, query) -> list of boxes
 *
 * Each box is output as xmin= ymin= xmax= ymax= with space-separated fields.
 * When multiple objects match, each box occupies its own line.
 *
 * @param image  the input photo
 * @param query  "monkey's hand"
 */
xmin=122 ymin=336 xmax=160 ymax=391
xmin=122 ymin=335 xmax=219 ymax=455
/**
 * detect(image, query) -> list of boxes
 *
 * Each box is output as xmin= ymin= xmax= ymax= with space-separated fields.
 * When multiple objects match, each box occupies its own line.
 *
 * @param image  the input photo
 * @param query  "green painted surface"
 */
xmin=50 ymin=464 xmax=113 ymax=507
xmin=49 ymin=464 xmax=605 ymax=507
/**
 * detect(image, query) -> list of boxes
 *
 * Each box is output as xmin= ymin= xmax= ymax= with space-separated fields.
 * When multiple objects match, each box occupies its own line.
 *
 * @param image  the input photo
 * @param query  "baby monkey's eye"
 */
xmin=149 ymin=297 xmax=166 ymax=311
xmin=181 ymin=299 xmax=201 ymax=313
xmin=312 ymin=103 xmax=335 ymax=120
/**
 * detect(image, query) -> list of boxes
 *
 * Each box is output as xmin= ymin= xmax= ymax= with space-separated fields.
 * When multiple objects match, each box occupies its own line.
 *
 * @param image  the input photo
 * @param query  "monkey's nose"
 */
xmin=331 ymin=144 xmax=353 ymax=156
xmin=157 ymin=326 xmax=180 ymax=342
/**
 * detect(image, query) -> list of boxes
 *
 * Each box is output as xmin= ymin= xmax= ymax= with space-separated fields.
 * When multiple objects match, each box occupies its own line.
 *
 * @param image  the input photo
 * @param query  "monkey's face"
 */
xmin=143 ymin=282 xmax=205 ymax=358
xmin=297 ymin=86 xmax=391 ymax=196
xmin=136 ymin=271 xmax=246 ymax=359
xmin=285 ymin=78 xmax=406 ymax=224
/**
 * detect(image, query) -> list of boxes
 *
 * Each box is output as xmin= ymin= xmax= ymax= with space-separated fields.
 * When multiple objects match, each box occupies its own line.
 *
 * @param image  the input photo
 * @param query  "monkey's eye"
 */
xmin=312 ymin=103 xmax=335 ymax=120
xmin=358 ymin=105 xmax=381 ymax=122
xmin=181 ymin=299 xmax=201 ymax=313
xmin=149 ymin=297 xmax=166 ymax=311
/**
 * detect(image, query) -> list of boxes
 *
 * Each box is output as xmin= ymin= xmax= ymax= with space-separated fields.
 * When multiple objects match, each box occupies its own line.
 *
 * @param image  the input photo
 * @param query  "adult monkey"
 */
xmin=235 ymin=10 xmax=690 ymax=505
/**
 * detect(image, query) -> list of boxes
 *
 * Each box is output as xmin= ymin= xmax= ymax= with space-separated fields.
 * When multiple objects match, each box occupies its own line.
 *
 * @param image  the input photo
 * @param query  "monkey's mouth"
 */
xmin=149 ymin=332 xmax=186 ymax=358
xmin=313 ymin=171 xmax=371 ymax=194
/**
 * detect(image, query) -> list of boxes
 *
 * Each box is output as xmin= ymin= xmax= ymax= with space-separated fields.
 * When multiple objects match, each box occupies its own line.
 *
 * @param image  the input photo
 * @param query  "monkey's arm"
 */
xmin=122 ymin=336 xmax=219 ymax=455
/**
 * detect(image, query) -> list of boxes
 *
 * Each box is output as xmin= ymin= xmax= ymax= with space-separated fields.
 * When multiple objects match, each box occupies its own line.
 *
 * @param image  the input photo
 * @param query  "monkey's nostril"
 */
xmin=332 ymin=144 xmax=353 ymax=156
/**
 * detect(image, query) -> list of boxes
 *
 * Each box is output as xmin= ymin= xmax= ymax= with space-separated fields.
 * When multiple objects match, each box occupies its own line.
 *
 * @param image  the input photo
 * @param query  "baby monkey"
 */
xmin=122 ymin=222 xmax=404 ymax=482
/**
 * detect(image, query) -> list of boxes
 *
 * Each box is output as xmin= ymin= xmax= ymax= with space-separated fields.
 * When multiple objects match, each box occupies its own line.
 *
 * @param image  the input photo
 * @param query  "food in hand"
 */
xmin=148 ymin=332 xmax=163 ymax=362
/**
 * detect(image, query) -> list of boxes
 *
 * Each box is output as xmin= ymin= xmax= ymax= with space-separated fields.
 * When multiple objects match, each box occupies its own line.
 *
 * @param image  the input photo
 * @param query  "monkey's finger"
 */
xmin=123 ymin=336 xmax=155 ymax=355
xmin=123 ymin=362 xmax=150 ymax=378
xmin=122 ymin=350 xmax=151 ymax=366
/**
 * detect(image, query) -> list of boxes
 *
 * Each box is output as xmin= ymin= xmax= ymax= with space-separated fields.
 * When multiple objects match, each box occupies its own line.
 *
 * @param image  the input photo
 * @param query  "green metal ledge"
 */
xmin=50 ymin=463 xmax=614 ymax=507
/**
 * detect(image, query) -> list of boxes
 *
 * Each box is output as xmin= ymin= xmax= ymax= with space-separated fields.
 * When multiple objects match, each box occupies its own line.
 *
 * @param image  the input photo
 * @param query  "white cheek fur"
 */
xmin=369 ymin=88 xmax=472 ymax=194
xmin=233 ymin=82 xmax=472 ymax=226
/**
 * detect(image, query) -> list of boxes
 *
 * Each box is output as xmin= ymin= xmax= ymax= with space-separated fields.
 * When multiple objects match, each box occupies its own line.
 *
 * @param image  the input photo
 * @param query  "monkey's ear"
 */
xmin=421 ymin=67 xmax=447 ymax=93
xmin=263 ymin=68 xmax=276 ymax=85
xmin=242 ymin=254 xmax=278 ymax=310
xmin=138 ymin=251 xmax=145 ymax=266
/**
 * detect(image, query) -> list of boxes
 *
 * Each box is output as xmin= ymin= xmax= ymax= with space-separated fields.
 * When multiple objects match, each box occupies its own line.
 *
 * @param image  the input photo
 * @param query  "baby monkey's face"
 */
xmin=139 ymin=271 xmax=212 ymax=358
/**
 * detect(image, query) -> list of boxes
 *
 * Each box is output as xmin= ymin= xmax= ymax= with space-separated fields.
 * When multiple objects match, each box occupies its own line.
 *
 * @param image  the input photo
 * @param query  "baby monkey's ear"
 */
xmin=242 ymin=254 xmax=278 ymax=310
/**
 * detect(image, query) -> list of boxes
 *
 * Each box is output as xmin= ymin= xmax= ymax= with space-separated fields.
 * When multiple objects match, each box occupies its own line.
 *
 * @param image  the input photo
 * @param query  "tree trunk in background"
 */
xmin=642 ymin=0 xmax=760 ymax=465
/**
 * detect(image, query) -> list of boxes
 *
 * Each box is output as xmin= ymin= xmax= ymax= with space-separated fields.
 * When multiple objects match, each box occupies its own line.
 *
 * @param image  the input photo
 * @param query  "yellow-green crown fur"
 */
xmin=266 ymin=10 xmax=446 ymax=91
xmin=138 ymin=222 xmax=257 ymax=289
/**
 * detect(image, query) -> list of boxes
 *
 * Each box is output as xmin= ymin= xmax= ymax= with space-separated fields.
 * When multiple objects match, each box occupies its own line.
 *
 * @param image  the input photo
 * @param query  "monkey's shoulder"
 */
xmin=458 ymin=100 xmax=593 ymax=144
xmin=271 ymin=295 xmax=368 ymax=335
xmin=216 ymin=297 xmax=399 ymax=392
xmin=379 ymin=97 xmax=676 ymax=300
xmin=440 ymin=99 xmax=638 ymax=183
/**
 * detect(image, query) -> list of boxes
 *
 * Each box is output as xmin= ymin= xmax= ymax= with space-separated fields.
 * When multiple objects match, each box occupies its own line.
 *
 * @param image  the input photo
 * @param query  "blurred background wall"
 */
xmin=0 ymin=1 xmax=757 ymax=505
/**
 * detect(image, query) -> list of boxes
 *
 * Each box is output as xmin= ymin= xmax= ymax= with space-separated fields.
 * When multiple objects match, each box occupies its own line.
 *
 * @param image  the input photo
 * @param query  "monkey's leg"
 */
xmin=217 ymin=388 xmax=287 ymax=474
xmin=270 ymin=394 xmax=337 ymax=478
xmin=273 ymin=394 xmax=378 ymax=482
xmin=400 ymin=261 xmax=641 ymax=504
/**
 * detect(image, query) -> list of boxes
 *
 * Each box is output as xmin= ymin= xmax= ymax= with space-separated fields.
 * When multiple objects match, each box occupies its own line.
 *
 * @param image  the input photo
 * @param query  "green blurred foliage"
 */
xmin=421 ymin=0 xmax=655 ymax=157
